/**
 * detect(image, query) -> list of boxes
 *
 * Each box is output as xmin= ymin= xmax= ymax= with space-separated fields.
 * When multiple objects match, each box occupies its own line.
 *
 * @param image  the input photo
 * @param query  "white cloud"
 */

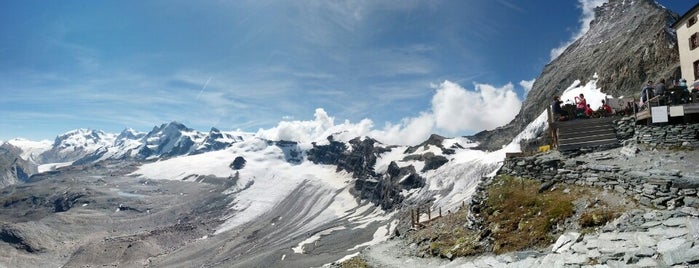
xmin=431 ymin=81 xmax=521 ymax=133
xmin=255 ymin=80 xmax=522 ymax=146
xmin=550 ymin=0 xmax=608 ymax=60
xmin=370 ymin=112 xmax=435 ymax=145
xmin=256 ymin=107 xmax=433 ymax=146
xmin=520 ymin=78 xmax=535 ymax=97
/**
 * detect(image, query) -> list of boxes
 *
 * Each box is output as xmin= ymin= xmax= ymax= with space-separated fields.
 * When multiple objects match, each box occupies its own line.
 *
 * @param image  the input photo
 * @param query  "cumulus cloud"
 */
xmin=550 ymin=0 xmax=608 ymax=60
xmin=256 ymin=80 xmax=522 ymax=146
xmin=370 ymin=112 xmax=435 ymax=145
xmin=255 ymin=107 xmax=432 ymax=145
xmin=520 ymin=79 xmax=535 ymax=98
xmin=256 ymin=108 xmax=337 ymax=142
xmin=431 ymin=81 xmax=521 ymax=133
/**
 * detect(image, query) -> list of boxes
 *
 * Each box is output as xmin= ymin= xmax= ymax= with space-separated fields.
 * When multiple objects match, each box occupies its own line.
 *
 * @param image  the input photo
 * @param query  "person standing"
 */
xmin=640 ymin=81 xmax=654 ymax=104
xmin=551 ymin=96 xmax=567 ymax=121
xmin=655 ymin=79 xmax=667 ymax=105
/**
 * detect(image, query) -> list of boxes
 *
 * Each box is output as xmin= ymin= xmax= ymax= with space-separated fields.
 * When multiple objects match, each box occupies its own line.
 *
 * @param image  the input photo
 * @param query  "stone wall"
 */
xmin=613 ymin=116 xmax=635 ymax=141
xmin=613 ymin=115 xmax=699 ymax=148
xmin=635 ymin=124 xmax=699 ymax=148
xmin=496 ymin=152 xmax=699 ymax=210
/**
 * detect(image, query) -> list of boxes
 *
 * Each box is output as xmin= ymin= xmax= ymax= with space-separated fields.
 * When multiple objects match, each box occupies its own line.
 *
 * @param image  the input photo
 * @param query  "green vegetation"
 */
xmin=483 ymin=175 xmax=574 ymax=254
xmin=407 ymin=175 xmax=633 ymax=259
xmin=339 ymin=256 xmax=369 ymax=268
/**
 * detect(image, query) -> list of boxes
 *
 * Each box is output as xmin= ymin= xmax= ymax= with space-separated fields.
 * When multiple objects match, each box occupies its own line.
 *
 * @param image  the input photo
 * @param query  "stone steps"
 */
xmin=556 ymin=117 xmax=620 ymax=151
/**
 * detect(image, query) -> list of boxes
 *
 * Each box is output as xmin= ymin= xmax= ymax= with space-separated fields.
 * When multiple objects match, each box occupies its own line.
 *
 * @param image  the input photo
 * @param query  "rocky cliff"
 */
xmin=471 ymin=0 xmax=681 ymax=151
xmin=0 ymin=144 xmax=36 ymax=188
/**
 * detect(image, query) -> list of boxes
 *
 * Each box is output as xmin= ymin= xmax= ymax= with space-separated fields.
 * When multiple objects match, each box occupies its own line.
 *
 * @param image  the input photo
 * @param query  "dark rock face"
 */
xmin=308 ymin=136 xmax=425 ymax=210
xmin=354 ymin=160 xmax=425 ymax=210
xmin=306 ymin=136 xmax=348 ymax=165
xmin=422 ymin=154 xmax=449 ymax=172
xmin=471 ymin=0 xmax=681 ymax=150
xmin=387 ymin=162 xmax=425 ymax=189
xmin=275 ymin=141 xmax=303 ymax=164
xmin=230 ymin=156 xmax=247 ymax=170
xmin=336 ymin=137 xmax=387 ymax=179
xmin=53 ymin=193 xmax=85 ymax=213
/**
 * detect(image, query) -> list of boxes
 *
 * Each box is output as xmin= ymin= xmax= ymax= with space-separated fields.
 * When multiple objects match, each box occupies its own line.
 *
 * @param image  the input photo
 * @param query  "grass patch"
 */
xmin=339 ymin=256 xmax=369 ymax=268
xmin=484 ymin=175 xmax=574 ymax=254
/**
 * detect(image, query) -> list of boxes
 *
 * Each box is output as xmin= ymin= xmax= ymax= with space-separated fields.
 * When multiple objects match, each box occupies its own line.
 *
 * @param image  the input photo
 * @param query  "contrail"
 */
xmin=196 ymin=76 xmax=213 ymax=100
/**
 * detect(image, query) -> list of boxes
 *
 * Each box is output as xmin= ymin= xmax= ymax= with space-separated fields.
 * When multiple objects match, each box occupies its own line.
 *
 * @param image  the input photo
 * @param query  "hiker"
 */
xmin=640 ymin=81 xmax=654 ymax=104
xmin=551 ymin=96 xmax=567 ymax=121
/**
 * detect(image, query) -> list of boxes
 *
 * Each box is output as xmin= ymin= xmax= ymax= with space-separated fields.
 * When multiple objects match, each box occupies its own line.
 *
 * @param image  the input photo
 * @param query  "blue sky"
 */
xmin=0 ymin=0 xmax=695 ymax=141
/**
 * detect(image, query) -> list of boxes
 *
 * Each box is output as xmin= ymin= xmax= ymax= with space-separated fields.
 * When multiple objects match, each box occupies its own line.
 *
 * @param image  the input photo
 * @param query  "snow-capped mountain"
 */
xmin=38 ymin=129 xmax=117 ymax=164
xmin=6 ymin=122 xmax=246 ymax=169
xmin=192 ymin=127 xmax=241 ymax=154
xmin=71 ymin=123 xmax=243 ymax=166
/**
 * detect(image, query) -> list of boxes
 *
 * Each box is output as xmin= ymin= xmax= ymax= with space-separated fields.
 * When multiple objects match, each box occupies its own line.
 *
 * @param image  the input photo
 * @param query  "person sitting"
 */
xmin=679 ymin=78 xmax=690 ymax=104
xmin=551 ymin=96 xmax=568 ymax=121
xmin=667 ymin=79 xmax=686 ymax=105
xmin=600 ymin=100 xmax=613 ymax=116
xmin=584 ymin=104 xmax=595 ymax=118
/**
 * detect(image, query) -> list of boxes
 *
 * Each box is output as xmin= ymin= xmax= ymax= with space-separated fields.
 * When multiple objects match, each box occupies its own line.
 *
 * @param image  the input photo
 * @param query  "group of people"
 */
xmin=640 ymin=78 xmax=697 ymax=107
xmin=551 ymin=77 xmax=697 ymax=121
xmin=551 ymin=93 xmax=614 ymax=121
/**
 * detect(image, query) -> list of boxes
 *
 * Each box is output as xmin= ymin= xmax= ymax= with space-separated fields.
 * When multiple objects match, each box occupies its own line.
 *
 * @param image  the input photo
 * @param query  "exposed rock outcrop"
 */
xmin=230 ymin=156 xmax=247 ymax=170
xmin=308 ymin=136 xmax=426 ymax=209
xmin=0 ymin=224 xmax=44 ymax=253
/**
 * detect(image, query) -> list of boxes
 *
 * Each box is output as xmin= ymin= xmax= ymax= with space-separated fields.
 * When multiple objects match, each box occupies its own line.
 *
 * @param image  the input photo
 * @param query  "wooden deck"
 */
xmin=635 ymin=103 xmax=699 ymax=121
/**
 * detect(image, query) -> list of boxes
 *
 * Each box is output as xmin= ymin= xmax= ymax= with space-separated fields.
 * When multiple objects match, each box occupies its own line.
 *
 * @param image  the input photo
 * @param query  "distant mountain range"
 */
xmin=0 ymin=122 xmax=248 ymax=185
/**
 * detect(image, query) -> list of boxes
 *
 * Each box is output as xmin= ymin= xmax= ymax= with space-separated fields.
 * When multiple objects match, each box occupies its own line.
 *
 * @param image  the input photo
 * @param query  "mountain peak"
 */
xmin=117 ymin=128 xmax=145 ymax=141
